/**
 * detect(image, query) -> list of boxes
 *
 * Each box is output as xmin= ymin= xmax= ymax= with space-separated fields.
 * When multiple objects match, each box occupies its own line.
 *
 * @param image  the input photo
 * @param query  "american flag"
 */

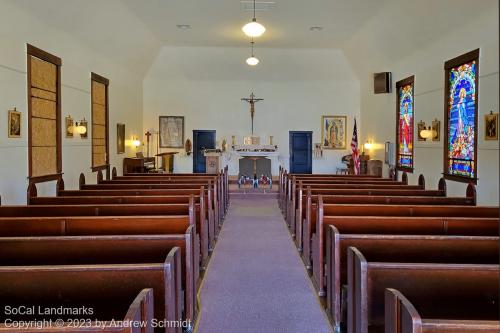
xmin=351 ymin=118 xmax=360 ymax=175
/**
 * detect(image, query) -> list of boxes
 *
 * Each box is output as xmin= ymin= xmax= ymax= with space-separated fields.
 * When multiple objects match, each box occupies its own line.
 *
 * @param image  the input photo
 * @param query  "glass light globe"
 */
xmin=246 ymin=56 xmax=260 ymax=66
xmin=242 ymin=20 xmax=266 ymax=37
xmin=132 ymin=139 xmax=141 ymax=147
xmin=75 ymin=124 xmax=87 ymax=135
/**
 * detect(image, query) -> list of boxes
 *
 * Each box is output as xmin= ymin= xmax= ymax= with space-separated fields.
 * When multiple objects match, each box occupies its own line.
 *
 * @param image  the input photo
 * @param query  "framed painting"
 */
xmin=159 ymin=116 xmax=184 ymax=148
xmin=321 ymin=115 xmax=347 ymax=149
xmin=443 ymin=49 xmax=479 ymax=184
xmin=117 ymin=123 xmax=125 ymax=154
xmin=484 ymin=112 xmax=498 ymax=140
xmin=8 ymin=108 xmax=21 ymax=138
xmin=65 ymin=116 xmax=74 ymax=138
xmin=395 ymin=76 xmax=414 ymax=172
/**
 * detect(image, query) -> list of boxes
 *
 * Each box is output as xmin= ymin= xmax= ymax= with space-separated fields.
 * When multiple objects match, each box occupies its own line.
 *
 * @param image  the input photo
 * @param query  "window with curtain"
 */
xmin=27 ymin=44 xmax=62 ymax=183
xmin=91 ymin=72 xmax=109 ymax=174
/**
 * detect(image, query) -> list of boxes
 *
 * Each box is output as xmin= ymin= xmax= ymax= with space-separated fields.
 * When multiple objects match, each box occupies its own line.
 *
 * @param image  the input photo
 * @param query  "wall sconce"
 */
xmin=418 ymin=119 xmax=440 ymax=141
xmin=132 ymin=137 xmax=141 ymax=148
xmin=74 ymin=120 xmax=87 ymax=135
xmin=364 ymin=140 xmax=374 ymax=150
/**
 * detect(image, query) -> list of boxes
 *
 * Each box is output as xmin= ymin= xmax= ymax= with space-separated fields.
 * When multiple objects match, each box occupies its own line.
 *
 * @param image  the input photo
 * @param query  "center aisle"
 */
xmin=195 ymin=194 xmax=332 ymax=333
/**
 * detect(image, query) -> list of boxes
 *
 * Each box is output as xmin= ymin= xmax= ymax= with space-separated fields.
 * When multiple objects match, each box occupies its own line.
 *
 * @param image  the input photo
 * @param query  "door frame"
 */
xmin=289 ymin=131 xmax=313 ymax=174
xmin=192 ymin=130 xmax=216 ymax=173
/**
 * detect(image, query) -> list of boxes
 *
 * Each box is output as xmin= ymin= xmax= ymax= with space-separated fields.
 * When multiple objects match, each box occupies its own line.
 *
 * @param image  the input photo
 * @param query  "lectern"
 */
xmin=204 ymin=152 xmax=221 ymax=174
xmin=156 ymin=152 xmax=178 ymax=173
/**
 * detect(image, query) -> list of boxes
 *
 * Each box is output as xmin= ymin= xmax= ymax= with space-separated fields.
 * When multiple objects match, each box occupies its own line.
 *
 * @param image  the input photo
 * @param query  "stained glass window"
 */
xmin=396 ymin=76 xmax=414 ymax=172
xmin=444 ymin=50 xmax=479 ymax=183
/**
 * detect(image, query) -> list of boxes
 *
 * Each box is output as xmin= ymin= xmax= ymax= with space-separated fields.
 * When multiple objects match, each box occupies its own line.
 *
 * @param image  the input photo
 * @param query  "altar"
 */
xmin=223 ymin=93 xmax=281 ymax=177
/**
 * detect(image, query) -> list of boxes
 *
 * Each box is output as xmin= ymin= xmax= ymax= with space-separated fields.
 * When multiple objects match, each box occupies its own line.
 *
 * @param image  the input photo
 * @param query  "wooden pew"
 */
xmin=76 ymin=173 xmax=222 ymax=226
xmin=298 ymin=179 xmax=471 ymax=252
xmin=284 ymin=176 xmax=408 ymax=219
xmin=0 ymin=288 xmax=155 ymax=333
xmin=325 ymin=225 xmax=499 ymax=330
xmin=0 ymin=219 xmax=196 ymax=328
xmin=278 ymin=170 xmax=393 ymax=211
xmin=310 ymin=200 xmax=499 ymax=296
xmin=56 ymin=187 xmax=220 ymax=240
xmin=285 ymin=176 xmax=419 ymax=223
xmin=5 ymin=194 xmax=209 ymax=271
xmin=385 ymin=289 xmax=500 ymax=333
xmin=347 ymin=247 xmax=500 ymax=333
xmin=115 ymin=166 xmax=229 ymax=217
xmin=29 ymin=192 xmax=215 ymax=265
xmin=0 ymin=236 xmax=195 ymax=332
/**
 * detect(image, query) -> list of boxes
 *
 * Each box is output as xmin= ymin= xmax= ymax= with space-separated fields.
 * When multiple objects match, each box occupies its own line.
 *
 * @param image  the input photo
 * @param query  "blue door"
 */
xmin=193 ymin=130 xmax=216 ymax=173
xmin=289 ymin=131 xmax=312 ymax=174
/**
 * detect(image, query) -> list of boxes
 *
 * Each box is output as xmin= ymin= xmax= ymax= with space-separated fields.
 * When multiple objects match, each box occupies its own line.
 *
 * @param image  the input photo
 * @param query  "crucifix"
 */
xmin=144 ymin=131 xmax=152 ymax=157
xmin=241 ymin=92 xmax=263 ymax=135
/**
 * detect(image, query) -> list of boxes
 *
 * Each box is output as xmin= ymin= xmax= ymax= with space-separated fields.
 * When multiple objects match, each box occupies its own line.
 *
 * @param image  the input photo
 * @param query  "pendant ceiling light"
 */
xmin=246 ymin=40 xmax=260 ymax=66
xmin=242 ymin=0 xmax=266 ymax=37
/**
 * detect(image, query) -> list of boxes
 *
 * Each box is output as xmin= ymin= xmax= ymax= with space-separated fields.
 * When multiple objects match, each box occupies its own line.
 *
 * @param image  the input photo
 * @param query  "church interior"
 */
xmin=0 ymin=0 xmax=499 ymax=332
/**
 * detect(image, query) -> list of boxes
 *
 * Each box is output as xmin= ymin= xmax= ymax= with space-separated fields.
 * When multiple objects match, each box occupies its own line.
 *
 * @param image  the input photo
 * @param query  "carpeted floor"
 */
xmin=195 ymin=194 xmax=332 ymax=333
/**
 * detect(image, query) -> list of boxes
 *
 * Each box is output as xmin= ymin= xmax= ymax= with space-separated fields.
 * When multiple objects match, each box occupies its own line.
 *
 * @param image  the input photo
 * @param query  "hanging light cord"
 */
xmin=251 ymin=38 xmax=255 ymax=57
xmin=253 ymin=0 xmax=256 ymax=20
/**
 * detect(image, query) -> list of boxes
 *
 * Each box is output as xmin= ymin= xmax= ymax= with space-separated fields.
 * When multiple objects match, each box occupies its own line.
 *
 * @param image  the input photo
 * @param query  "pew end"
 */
xmin=438 ymin=177 xmax=447 ymax=195
xmin=466 ymin=183 xmax=477 ymax=205
xmin=97 ymin=170 xmax=104 ymax=183
xmin=385 ymin=288 xmax=422 ymax=333
xmin=402 ymin=172 xmax=408 ymax=185
xmin=79 ymin=173 xmax=86 ymax=189
xmin=26 ymin=182 xmax=37 ymax=205
xmin=111 ymin=167 xmax=117 ymax=179
xmin=417 ymin=174 xmax=425 ymax=189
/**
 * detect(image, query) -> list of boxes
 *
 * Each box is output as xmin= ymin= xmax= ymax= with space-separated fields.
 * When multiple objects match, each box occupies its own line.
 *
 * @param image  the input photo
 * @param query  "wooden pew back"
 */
xmin=385 ymin=288 xmax=500 ymax=333
xmin=347 ymin=247 xmax=500 ymax=333
xmin=325 ymin=225 xmax=499 ymax=329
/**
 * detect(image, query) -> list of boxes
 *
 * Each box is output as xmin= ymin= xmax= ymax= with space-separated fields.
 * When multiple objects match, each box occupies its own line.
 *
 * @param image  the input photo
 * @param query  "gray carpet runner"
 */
xmin=196 ymin=194 xmax=332 ymax=333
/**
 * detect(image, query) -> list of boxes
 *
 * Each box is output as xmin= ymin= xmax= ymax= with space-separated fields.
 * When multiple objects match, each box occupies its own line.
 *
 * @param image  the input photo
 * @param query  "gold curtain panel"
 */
xmin=92 ymin=104 xmax=106 ymax=125
xmin=30 ymin=54 xmax=58 ymax=178
xmin=91 ymin=78 xmax=108 ymax=169
xmin=31 ymin=87 xmax=56 ymax=101
xmin=32 ymin=118 xmax=56 ymax=146
xmin=32 ymin=147 xmax=57 ymax=178
xmin=31 ymin=98 xmax=56 ymax=119
xmin=31 ymin=57 xmax=56 ymax=92
xmin=92 ymin=81 xmax=106 ymax=105
xmin=93 ymin=153 xmax=106 ymax=167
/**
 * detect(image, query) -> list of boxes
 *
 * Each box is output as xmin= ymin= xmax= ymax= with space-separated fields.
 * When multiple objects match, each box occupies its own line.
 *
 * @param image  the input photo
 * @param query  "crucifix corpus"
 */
xmin=241 ymin=92 xmax=263 ymax=135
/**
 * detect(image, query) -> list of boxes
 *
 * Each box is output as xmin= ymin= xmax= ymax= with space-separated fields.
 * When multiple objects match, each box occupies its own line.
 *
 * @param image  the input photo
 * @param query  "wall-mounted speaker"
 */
xmin=374 ymin=72 xmax=392 ymax=94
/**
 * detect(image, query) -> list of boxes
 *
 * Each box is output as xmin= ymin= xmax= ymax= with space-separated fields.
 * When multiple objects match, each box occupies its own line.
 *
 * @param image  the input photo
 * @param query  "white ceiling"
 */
xmin=7 ymin=0 xmax=497 ymax=76
xmin=120 ymin=0 xmax=389 ymax=49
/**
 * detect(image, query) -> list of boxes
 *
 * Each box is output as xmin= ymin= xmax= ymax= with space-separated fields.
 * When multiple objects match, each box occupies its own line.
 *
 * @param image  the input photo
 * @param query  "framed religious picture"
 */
xmin=321 ymin=115 xmax=347 ymax=149
xmin=117 ymin=123 xmax=125 ymax=154
xmin=159 ymin=116 xmax=184 ymax=148
xmin=8 ymin=108 xmax=21 ymax=138
xmin=417 ymin=121 xmax=426 ymax=141
xmin=484 ymin=112 xmax=498 ymax=140
xmin=65 ymin=116 xmax=74 ymax=138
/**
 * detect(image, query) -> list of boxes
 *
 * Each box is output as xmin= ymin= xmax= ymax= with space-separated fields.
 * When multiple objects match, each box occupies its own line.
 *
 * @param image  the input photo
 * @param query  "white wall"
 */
xmin=0 ymin=1 xmax=143 ymax=204
xmin=143 ymin=46 xmax=360 ymax=175
xmin=345 ymin=7 xmax=499 ymax=205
